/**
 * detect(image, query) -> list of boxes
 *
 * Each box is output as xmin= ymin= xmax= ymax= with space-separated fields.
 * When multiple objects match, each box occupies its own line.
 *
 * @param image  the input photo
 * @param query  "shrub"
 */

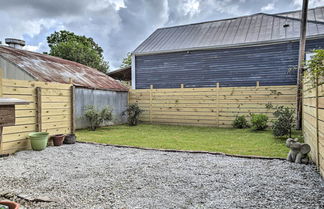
xmin=123 ymin=104 xmax=144 ymax=126
xmin=271 ymin=106 xmax=295 ymax=137
xmin=250 ymin=114 xmax=268 ymax=131
xmin=232 ymin=115 xmax=249 ymax=128
xmin=84 ymin=105 xmax=112 ymax=131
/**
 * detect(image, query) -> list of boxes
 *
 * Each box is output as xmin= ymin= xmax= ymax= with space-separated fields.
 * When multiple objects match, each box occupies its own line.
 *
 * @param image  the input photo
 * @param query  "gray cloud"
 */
xmin=0 ymin=0 xmax=323 ymax=69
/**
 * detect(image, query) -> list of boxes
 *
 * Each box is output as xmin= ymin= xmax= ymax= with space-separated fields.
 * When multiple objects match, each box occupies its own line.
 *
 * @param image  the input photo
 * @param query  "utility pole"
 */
xmin=296 ymin=0 xmax=308 ymax=130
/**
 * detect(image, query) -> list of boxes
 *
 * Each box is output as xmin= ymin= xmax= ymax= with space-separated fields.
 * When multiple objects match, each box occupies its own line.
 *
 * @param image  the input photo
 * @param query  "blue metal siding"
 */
xmin=135 ymin=38 xmax=324 ymax=89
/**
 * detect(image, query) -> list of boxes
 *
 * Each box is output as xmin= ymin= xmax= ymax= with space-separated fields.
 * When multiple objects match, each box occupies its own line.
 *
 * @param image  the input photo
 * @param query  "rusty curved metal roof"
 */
xmin=0 ymin=46 xmax=128 ymax=91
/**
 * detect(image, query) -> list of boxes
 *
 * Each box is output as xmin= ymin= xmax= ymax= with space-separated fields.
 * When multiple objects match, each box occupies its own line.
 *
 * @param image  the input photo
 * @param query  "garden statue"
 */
xmin=286 ymin=138 xmax=311 ymax=164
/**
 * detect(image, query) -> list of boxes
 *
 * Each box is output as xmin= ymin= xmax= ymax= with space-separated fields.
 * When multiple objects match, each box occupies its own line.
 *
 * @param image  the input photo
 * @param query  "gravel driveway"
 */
xmin=0 ymin=143 xmax=323 ymax=209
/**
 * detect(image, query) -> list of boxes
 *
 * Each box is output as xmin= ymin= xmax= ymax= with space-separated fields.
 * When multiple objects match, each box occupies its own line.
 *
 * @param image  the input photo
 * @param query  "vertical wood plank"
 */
xmin=36 ymin=87 xmax=42 ymax=132
xmin=216 ymin=83 xmax=220 ymax=127
xmin=0 ymin=126 xmax=3 ymax=155
xmin=71 ymin=85 xmax=75 ymax=134
xmin=0 ymin=67 xmax=3 ymax=97
xmin=180 ymin=84 xmax=184 ymax=88
xmin=149 ymin=85 xmax=153 ymax=123
xmin=316 ymin=77 xmax=320 ymax=168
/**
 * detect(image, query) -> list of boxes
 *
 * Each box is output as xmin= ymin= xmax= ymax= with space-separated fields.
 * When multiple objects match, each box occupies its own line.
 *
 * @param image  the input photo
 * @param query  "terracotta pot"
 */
xmin=52 ymin=134 xmax=65 ymax=146
xmin=0 ymin=201 xmax=20 ymax=209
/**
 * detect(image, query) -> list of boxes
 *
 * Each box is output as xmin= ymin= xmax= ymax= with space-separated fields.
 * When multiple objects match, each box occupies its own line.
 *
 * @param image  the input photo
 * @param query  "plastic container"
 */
xmin=63 ymin=134 xmax=76 ymax=144
xmin=29 ymin=132 xmax=49 ymax=151
xmin=0 ymin=201 xmax=20 ymax=209
xmin=52 ymin=134 xmax=65 ymax=146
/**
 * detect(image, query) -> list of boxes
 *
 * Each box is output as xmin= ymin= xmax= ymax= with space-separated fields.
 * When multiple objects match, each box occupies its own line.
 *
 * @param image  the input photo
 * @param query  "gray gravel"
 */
xmin=0 ymin=143 xmax=323 ymax=209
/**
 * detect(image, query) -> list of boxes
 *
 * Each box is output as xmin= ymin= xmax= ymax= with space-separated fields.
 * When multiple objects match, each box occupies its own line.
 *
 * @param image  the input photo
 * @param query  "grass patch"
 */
xmin=76 ymin=124 xmax=301 ymax=158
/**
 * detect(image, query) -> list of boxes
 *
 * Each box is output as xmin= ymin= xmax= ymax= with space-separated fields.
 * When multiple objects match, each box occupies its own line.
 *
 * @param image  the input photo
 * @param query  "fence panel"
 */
xmin=303 ymin=77 xmax=324 ymax=177
xmin=129 ymin=85 xmax=296 ymax=127
xmin=0 ymin=79 xmax=73 ymax=155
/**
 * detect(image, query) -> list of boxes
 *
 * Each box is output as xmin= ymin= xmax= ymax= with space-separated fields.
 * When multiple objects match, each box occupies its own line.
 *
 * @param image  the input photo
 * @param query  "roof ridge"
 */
xmin=264 ymin=13 xmax=324 ymax=25
xmin=156 ymin=13 xmax=267 ymax=30
xmin=275 ymin=5 xmax=324 ymax=15
xmin=156 ymin=6 xmax=324 ymax=31
xmin=0 ymin=45 xmax=103 ymax=72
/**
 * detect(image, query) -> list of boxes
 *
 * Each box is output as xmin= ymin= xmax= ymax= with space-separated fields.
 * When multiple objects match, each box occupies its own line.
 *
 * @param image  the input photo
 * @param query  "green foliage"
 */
xmin=120 ymin=52 xmax=132 ymax=68
xmin=232 ymin=115 xmax=249 ymax=129
xmin=123 ymin=104 xmax=144 ymax=126
xmin=304 ymin=49 xmax=324 ymax=84
xmin=250 ymin=114 xmax=268 ymax=131
xmin=47 ymin=30 xmax=109 ymax=73
xmin=83 ymin=105 xmax=112 ymax=131
xmin=271 ymin=106 xmax=295 ymax=137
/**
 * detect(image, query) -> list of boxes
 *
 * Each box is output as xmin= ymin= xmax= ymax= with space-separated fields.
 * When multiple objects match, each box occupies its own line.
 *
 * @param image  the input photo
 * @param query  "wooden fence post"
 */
xmin=71 ymin=85 xmax=75 ymax=134
xmin=256 ymin=81 xmax=260 ymax=87
xmin=0 ymin=67 xmax=3 ymax=97
xmin=149 ymin=85 xmax=153 ymax=123
xmin=216 ymin=82 xmax=220 ymax=127
xmin=36 ymin=87 xmax=42 ymax=132
xmin=180 ymin=84 xmax=184 ymax=88
xmin=316 ymin=77 xmax=320 ymax=168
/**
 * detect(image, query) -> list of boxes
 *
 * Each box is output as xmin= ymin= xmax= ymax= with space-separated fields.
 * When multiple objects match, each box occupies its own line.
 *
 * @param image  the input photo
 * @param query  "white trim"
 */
xmin=131 ymin=54 xmax=136 ymax=89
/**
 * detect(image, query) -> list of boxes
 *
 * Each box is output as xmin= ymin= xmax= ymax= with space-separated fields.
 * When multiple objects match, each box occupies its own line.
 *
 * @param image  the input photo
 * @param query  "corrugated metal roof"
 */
xmin=0 ymin=46 xmax=128 ymax=91
xmin=134 ymin=8 xmax=324 ymax=55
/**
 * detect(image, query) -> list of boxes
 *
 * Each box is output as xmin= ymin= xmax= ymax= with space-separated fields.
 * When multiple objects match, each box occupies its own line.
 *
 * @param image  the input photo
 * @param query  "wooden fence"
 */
xmin=0 ymin=78 xmax=74 ymax=155
xmin=129 ymin=84 xmax=297 ymax=127
xmin=303 ymin=77 xmax=324 ymax=176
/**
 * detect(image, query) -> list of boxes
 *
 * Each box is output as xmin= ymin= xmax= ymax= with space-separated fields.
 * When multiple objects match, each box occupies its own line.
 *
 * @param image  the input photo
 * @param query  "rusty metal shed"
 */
xmin=0 ymin=46 xmax=129 ymax=128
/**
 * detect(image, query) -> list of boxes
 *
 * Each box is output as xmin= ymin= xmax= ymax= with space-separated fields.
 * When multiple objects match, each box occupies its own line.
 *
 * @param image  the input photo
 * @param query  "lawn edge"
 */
xmin=77 ymin=141 xmax=286 ymax=160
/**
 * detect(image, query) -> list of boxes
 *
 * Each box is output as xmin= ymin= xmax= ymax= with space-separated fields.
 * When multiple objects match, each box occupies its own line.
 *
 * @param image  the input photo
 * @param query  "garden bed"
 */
xmin=0 ymin=143 xmax=323 ymax=208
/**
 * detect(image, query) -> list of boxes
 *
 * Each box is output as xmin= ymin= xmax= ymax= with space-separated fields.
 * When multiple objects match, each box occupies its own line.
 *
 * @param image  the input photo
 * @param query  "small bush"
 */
xmin=250 ymin=114 xmax=268 ymax=131
xmin=271 ymin=106 xmax=295 ymax=137
xmin=84 ymin=105 xmax=113 ymax=131
xmin=232 ymin=115 xmax=249 ymax=128
xmin=123 ymin=104 xmax=144 ymax=126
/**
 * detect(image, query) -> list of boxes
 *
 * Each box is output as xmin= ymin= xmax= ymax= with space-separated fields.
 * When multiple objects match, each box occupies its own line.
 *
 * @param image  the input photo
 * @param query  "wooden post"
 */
xmin=0 ymin=67 xmax=3 ymax=97
xmin=36 ymin=87 xmax=42 ymax=132
xmin=0 ymin=126 xmax=3 ymax=154
xmin=216 ymin=83 xmax=220 ymax=127
xmin=180 ymin=84 xmax=184 ymax=88
xmin=316 ymin=77 xmax=320 ymax=168
xmin=149 ymin=85 xmax=153 ymax=123
xmin=296 ymin=0 xmax=309 ymax=130
xmin=69 ymin=77 xmax=73 ymax=84
xmin=256 ymin=81 xmax=260 ymax=87
xmin=71 ymin=85 xmax=75 ymax=134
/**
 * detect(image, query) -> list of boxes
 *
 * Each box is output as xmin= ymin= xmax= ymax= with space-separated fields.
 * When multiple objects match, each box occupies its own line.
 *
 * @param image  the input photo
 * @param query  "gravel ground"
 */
xmin=0 ymin=143 xmax=323 ymax=209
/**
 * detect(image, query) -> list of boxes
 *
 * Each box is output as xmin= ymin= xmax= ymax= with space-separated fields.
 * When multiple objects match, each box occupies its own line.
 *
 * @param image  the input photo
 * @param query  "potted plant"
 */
xmin=51 ymin=134 xmax=65 ymax=146
xmin=29 ymin=132 xmax=49 ymax=151
xmin=0 ymin=201 xmax=20 ymax=209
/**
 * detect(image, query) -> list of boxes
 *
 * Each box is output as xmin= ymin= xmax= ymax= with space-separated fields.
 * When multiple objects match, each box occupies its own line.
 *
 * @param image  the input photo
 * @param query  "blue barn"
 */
xmin=132 ymin=7 xmax=324 ymax=89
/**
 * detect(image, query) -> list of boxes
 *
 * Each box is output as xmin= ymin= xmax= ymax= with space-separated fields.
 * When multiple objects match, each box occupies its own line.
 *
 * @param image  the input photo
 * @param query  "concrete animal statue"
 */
xmin=286 ymin=138 xmax=311 ymax=164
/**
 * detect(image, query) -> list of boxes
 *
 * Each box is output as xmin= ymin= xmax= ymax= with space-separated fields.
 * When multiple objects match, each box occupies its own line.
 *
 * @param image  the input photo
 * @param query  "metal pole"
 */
xmin=296 ymin=0 xmax=308 ymax=130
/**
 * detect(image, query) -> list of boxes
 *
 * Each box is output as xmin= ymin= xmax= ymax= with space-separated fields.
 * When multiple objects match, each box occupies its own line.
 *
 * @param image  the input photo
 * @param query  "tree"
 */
xmin=47 ymin=30 xmax=109 ymax=73
xmin=120 ymin=52 xmax=131 ymax=68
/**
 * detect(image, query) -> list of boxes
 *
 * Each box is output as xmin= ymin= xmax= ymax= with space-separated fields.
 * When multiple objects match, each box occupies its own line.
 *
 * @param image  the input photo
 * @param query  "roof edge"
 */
xmin=134 ymin=35 xmax=324 ymax=56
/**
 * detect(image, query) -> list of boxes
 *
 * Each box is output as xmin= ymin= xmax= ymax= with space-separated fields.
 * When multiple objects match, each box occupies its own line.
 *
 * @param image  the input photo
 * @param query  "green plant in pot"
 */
xmin=29 ymin=132 xmax=49 ymax=151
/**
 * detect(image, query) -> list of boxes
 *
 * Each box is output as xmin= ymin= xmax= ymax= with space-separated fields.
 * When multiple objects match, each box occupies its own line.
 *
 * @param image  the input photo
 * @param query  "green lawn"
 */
xmin=76 ymin=124 xmax=301 ymax=158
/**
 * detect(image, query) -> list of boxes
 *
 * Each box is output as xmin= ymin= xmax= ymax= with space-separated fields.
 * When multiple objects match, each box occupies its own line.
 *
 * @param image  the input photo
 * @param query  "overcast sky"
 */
xmin=0 ymin=0 xmax=323 ymax=70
